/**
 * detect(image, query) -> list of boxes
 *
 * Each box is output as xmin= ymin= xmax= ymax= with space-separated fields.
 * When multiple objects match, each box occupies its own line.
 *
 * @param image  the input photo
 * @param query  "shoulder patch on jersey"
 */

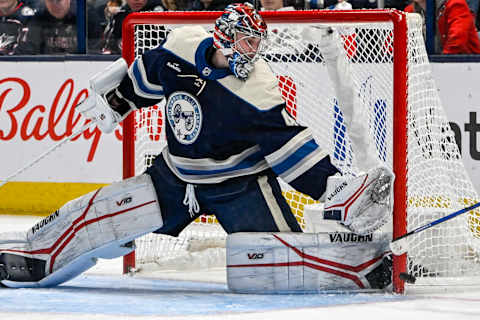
xmin=163 ymin=26 xmax=210 ymax=65
xmin=201 ymin=66 xmax=212 ymax=77
xmin=21 ymin=6 xmax=35 ymax=16
xmin=218 ymin=59 xmax=285 ymax=111
xmin=166 ymin=91 xmax=203 ymax=145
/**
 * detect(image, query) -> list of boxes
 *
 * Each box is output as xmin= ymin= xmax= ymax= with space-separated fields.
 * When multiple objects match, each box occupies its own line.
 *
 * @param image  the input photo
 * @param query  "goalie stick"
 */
xmin=0 ymin=121 xmax=95 ymax=190
xmin=390 ymin=201 xmax=480 ymax=255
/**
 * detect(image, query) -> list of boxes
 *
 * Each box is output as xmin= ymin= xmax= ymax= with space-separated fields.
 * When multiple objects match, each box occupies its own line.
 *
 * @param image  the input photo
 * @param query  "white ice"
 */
xmin=1 ymin=215 xmax=480 ymax=320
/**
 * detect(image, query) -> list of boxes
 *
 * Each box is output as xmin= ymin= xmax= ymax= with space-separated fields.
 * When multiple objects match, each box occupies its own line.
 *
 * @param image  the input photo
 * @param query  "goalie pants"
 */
xmin=0 ymin=157 xmax=301 ymax=288
xmin=146 ymin=156 xmax=302 ymax=237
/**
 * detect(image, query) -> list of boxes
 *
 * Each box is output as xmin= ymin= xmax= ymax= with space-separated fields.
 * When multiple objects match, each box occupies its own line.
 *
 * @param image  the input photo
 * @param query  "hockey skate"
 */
xmin=0 ymin=231 xmax=46 ymax=285
xmin=0 ymin=253 xmax=46 ymax=284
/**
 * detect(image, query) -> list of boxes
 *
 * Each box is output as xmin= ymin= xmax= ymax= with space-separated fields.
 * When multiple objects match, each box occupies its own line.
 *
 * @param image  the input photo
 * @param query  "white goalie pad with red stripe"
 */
xmin=227 ymin=232 xmax=391 ymax=293
xmin=0 ymin=174 xmax=162 ymax=287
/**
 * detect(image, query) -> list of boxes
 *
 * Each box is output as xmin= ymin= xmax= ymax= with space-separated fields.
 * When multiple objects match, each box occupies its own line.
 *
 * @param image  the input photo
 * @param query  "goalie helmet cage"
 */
xmin=121 ymin=10 xmax=480 ymax=294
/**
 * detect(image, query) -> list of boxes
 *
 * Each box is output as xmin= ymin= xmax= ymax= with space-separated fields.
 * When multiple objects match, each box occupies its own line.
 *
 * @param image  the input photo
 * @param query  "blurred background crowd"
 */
xmin=1 ymin=0 xmax=479 ymax=55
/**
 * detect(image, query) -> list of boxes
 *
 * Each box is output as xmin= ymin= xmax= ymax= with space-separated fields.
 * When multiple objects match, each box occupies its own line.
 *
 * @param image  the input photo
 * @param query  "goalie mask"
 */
xmin=214 ymin=3 xmax=267 ymax=80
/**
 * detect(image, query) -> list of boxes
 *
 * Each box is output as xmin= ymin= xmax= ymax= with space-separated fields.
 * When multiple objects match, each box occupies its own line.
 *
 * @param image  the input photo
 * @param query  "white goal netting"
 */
xmin=123 ymin=10 xmax=480 ymax=290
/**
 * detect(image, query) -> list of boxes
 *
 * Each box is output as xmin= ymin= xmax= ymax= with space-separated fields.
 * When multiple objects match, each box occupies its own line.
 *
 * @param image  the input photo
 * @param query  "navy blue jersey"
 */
xmin=117 ymin=26 xmax=338 ymax=200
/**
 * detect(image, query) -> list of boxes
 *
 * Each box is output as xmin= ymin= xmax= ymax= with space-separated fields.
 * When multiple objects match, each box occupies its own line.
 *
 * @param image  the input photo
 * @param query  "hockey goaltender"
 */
xmin=0 ymin=3 xmax=394 ymax=292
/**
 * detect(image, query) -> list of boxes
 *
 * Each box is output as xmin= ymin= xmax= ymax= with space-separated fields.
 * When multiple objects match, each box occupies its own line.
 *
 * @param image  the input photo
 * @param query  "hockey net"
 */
xmin=122 ymin=10 xmax=480 ymax=293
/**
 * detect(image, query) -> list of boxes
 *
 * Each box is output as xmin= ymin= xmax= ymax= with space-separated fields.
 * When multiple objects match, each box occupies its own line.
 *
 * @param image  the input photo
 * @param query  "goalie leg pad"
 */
xmin=227 ymin=232 xmax=392 ymax=293
xmin=323 ymin=166 xmax=395 ymax=235
xmin=0 ymin=174 xmax=162 ymax=288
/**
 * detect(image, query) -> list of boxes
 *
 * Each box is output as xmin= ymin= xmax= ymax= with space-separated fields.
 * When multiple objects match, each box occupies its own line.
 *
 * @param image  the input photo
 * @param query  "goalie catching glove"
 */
xmin=323 ymin=166 xmax=395 ymax=235
xmin=77 ymin=58 xmax=133 ymax=133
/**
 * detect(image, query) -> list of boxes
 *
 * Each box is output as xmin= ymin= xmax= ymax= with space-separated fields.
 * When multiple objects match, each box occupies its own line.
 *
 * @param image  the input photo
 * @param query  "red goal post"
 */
xmin=121 ymin=10 xmax=480 ymax=294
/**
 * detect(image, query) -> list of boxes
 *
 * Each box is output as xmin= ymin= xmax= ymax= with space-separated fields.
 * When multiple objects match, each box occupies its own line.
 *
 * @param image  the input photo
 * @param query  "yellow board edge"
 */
xmin=0 ymin=181 xmax=108 ymax=216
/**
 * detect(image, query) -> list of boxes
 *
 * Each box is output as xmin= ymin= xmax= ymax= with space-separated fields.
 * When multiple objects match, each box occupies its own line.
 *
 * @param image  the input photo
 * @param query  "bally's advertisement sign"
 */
xmin=0 ymin=60 xmax=479 ymax=215
xmin=0 ymin=61 xmax=122 ymax=184
xmin=0 ymin=61 xmax=122 ymax=214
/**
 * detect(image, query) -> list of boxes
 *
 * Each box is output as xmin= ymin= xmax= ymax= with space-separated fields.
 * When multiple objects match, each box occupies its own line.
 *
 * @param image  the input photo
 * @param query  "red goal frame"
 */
xmin=121 ymin=9 xmax=409 ymax=294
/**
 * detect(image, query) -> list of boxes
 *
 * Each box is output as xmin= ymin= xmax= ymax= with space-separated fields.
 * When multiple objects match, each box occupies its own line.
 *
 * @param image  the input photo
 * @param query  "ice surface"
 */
xmin=1 ymin=215 xmax=480 ymax=320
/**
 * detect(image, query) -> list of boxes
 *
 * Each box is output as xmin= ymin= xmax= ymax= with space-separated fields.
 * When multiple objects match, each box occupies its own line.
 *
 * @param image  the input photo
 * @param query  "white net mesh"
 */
xmin=124 ymin=11 xmax=480 ymax=284
xmin=405 ymin=17 xmax=480 ymax=280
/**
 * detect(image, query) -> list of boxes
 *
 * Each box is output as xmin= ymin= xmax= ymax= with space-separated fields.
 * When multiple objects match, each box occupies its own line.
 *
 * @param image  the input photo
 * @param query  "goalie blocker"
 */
xmin=227 ymin=232 xmax=392 ymax=293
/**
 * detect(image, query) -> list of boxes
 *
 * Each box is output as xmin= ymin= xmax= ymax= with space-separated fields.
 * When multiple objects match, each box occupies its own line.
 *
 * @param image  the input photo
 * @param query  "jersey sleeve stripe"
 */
xmin=128 ymin=57 xmax=165 ymax=99
xmin=265 ymin=129 xmax=313 ymax=166
xmin=270 ymin=139 xmax=319 ymax=176
xmin=281 ymin=148 xmax=330 ymax=183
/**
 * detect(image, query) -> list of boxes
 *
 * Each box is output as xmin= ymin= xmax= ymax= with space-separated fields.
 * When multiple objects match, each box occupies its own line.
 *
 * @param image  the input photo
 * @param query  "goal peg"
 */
xmin=399 ymin=272 xmax=416 ymax=284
